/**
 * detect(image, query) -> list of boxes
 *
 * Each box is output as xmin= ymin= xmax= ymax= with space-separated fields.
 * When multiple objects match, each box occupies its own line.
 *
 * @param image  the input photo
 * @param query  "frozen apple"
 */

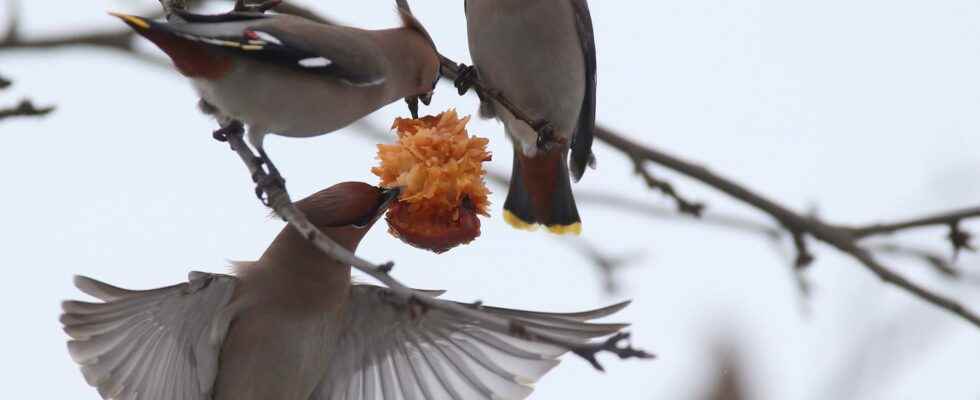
xmin=372 ymin=110 xmax=492 ymax=253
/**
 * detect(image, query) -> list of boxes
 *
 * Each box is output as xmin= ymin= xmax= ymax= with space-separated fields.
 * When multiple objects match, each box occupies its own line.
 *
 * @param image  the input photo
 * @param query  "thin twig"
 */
xmin=0 ymin=72 xmax=53 ymax=122
xmin=631 ymin=156 xmax=705 ymax=217
xmin=0 ymin=99 xmax=53 ymax=121
xmin=844 ymin=207 xmax=980 ymax=240
xmin=871 ymin=243 xmax=964 ymax=280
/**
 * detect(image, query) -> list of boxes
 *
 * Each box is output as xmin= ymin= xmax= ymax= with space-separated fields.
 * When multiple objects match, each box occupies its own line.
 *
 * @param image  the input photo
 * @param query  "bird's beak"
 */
xmin=405 ymin=96 xmax=420 ymax=119
xmin=378 ymin=187 xmax=402 ymax=213
xmin=353 ymin=187 xmax=401 ymax=229
xmin=419 ymin=91 xmax=433 ymax=106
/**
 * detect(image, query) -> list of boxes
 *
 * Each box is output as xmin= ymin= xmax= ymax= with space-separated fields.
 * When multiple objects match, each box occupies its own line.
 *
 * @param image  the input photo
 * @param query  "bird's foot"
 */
xmin=532 ymin=120 xmax=559 ymax=150
xmin=234 ymin=0 xmax=282 ymax=13
xmin=454 ymin=63 xmax=478 ymax=96
xmin=252 ymin=149 xmax=286 ymax=206
xmin=212 ymin=120 xmax=244 ymax=143
xmin=253 ymin=173 xmax=286 ymax=206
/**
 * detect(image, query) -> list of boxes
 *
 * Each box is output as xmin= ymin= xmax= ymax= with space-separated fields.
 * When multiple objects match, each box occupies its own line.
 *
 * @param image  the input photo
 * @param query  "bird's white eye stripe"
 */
xmin=299 ymin=57 xmax=333 ymax=68
xmin=253 ymin=31 xmax=283 ymax=45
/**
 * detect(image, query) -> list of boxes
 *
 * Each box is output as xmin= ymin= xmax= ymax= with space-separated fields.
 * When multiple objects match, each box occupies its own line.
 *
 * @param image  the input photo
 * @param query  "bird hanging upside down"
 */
xmin=61 ymin=181 xmax=633 ymax=400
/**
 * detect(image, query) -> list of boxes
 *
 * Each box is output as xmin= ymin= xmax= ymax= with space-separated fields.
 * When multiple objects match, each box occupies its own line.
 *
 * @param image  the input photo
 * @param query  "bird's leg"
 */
xmin=453 ymin=63 xmax=478 ymax=96
xmin=252 ymin=147 xmax=286 ymax=206
xmin=212 ymin=120 xmax=244 ymax=143
xmin=200 ymin=100 xmax=243 ymax=143
xmin=532 ymin=119 xmax=558 ymax=150
xmin=234 ymin=0 xmax=282 ymax=13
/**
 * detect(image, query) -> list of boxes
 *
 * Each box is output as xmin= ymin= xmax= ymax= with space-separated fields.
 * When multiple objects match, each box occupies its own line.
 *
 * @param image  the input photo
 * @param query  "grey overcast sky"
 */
xmin=1 ymin=1 xmax=978 ymax=399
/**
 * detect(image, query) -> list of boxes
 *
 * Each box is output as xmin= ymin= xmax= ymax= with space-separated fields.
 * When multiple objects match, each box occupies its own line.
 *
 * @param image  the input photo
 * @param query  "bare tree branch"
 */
xmin=870 ymin=243 xmax=980 ymax=284
xmin=844 ymin=209 xmax=979 ymax=259
xmin=593 ymin=126 xmax=980 ymax=328
xmin=845 ymin=207 xmax=980 ymax=239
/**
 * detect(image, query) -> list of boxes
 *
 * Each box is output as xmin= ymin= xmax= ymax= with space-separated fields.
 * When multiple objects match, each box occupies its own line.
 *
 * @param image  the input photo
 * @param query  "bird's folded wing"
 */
xmin=570 ymin=0 xmax=598 ymax=181
xmin=313 ymin=285 xmax=630 ymax=400
xmin=61 ymin=272 xmax=237 ymax=400
xmin=144 ymin=13 xmax=387 ymax=86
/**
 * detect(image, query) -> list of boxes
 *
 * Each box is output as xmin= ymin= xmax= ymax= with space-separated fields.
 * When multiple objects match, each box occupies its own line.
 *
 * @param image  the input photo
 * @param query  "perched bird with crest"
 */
xmin=462 ymin=0 xmax=597 ymax=235
xmin=61 ymin=181 xmax=632 ymax=400
xmin=110 ymin=5 xmax=441 ymax=175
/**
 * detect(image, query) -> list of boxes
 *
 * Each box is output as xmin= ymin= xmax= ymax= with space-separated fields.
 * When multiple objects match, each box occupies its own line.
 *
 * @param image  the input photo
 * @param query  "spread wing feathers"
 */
xmin=314 ymin=285 xmax=630 ymax=400
xmin=569 ymin=0 xmax=598 ymax=181
xmin=61 ymin=272 xmax=238 ymax=400
xmin=145 ymin=13 xmax=387 ymax=86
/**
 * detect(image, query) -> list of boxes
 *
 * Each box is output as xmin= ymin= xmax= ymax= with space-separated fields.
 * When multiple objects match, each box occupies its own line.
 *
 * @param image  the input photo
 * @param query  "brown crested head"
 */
xmin=295 ymin=182 xmax=388 ymax=229
xmin=254 ymin=182 xmax=391 ymax=270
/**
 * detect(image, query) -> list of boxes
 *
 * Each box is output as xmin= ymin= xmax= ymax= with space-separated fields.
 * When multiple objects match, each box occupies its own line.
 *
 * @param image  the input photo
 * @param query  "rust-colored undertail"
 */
xmin=503 ymin=148 xmax=582 ymax=235
xmin=110 ymin=13 xmax=233 ymax=79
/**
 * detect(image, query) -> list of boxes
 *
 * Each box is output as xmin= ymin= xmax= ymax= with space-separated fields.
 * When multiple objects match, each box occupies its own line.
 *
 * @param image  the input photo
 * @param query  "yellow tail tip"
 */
xmin=502 ymin=210 xmax=582 ymax=235
xmin=503 ymin=210 xmax=538 ymax=232
xmin=546 ymin=222 xmax=582 ymax=236
xmin=108 ymin=12 xmax=150 ymax=30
